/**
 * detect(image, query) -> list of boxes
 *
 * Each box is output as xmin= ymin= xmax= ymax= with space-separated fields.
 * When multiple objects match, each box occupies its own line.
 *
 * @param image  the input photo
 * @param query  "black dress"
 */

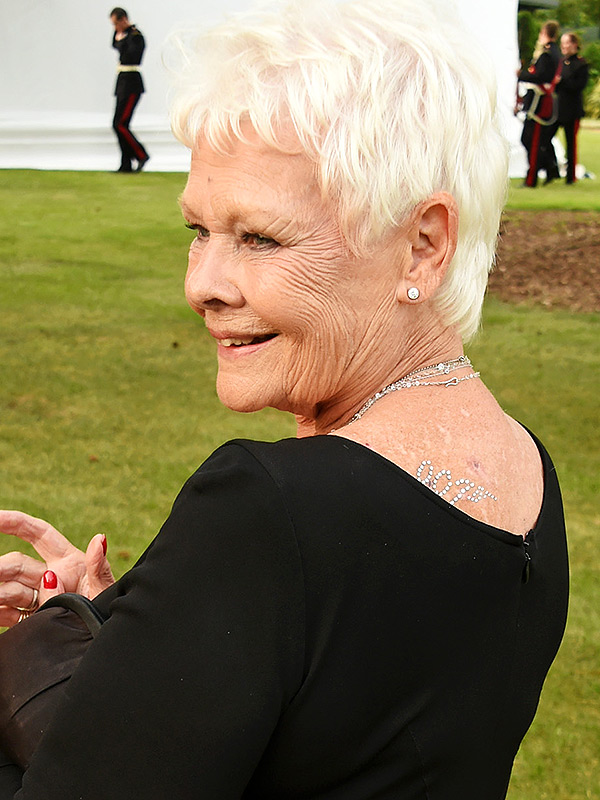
xmin=4 ymin=433 xmax=568 ymax=799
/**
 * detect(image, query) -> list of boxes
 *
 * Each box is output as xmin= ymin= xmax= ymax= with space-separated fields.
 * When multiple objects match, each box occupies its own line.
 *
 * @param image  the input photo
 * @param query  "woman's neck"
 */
xmin=295 ymin=322 xmax=463 ymax=438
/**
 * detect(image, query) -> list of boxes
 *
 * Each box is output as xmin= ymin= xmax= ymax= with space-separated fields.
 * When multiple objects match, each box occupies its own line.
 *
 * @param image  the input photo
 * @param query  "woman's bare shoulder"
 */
xmin=332 ymin=385 xmax=544 ymax=536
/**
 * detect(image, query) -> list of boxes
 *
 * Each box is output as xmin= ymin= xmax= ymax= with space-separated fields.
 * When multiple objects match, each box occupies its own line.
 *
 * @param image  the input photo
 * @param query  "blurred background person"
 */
xmin=518 ymin=20 xmax=561 ymax=187
xmin=110 ymin=7 xmax=150 ymax=172
xmin=556 ymin=32 xmax=589 ymax=184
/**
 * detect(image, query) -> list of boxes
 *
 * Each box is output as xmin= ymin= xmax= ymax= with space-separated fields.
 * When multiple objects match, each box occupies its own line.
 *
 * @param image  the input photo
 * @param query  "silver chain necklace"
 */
xmin=344 ymin=355 xmax=480 ymax=426
xmin=331 ymin=356 xmax=495 ymax=506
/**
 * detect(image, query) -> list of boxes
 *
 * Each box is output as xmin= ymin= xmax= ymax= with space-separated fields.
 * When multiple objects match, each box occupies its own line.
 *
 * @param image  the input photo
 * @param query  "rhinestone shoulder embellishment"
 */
xmin=416 ymin=460 xmax=498 ymax=506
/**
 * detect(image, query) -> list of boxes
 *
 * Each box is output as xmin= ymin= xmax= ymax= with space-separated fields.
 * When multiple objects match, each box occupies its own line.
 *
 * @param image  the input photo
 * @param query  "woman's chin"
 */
xmin=216 ymin=380 xmax=272 ymax=415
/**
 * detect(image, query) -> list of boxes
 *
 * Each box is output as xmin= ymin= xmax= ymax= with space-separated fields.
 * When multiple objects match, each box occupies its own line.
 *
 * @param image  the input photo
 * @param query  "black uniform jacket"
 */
xmin=519 ymin=41 xmax=560 ymax=114
xmin=557 ymin=55 xmax=589 ymax=121
xmin=112 ymin=24 xmax=145 ymax=98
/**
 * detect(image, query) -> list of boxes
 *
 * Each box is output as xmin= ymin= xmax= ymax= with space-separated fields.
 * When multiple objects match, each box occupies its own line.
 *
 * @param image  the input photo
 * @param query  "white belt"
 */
xmin=117 ymin=65 xmax=140 ymax=73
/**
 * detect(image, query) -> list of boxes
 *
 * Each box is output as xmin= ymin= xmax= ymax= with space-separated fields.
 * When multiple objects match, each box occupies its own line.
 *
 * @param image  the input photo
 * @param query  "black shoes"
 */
xmin=115 ymin=155 xmax=150 ymax=173
xmin=543 ymin=170 xmax=560 ymax=186
xmin=134 ymin=155 xmax=150 ymax=172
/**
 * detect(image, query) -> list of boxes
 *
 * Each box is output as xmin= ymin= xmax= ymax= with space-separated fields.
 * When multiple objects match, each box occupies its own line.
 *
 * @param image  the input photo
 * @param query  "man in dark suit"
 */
xmin=518 ymin=20 xmax=561 ymax=187
xmin=110 ymin=7 xmax=150 ymax=173
xmin=556 ymin=32 xmax=589 ymax=184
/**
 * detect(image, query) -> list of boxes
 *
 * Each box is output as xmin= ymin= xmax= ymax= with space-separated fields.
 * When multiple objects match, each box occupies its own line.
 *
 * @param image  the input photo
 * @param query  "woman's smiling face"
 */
xmin=181 ymin=127 xmax=407 ymax=423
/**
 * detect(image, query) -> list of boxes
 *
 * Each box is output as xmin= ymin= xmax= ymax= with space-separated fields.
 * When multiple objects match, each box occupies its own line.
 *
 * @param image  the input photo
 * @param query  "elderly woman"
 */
xmin=0 ymin=0 xmax=568 ymax=797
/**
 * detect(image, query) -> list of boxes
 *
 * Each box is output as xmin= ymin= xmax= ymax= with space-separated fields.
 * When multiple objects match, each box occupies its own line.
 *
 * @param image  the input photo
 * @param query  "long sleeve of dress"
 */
xmin=0 ymin=753 xmax=22 ymax=795
xmin=9 ymin=444 xmax=305 ymax=800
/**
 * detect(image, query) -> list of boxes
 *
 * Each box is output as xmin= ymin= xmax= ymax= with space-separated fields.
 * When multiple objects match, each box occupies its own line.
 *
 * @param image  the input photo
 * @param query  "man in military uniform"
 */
xmin=518 ymin=20 xmax=561 ymax=187
xmin=110 ymin=7 xmax=150 ymax=173
xmin=556 ymin=32 xmax=589 ymax=184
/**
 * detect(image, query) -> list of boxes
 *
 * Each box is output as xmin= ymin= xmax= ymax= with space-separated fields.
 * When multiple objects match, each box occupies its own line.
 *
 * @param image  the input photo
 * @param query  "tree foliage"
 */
xmin=518 ymin=11 xmax=539 ymax=65
xmin=557 ymin=0 xmax=600 ymax=30
xmin=582 ymin=40 xmax=600 ymax=116
xmin=586 ymin=72 xmax=600 ymax=115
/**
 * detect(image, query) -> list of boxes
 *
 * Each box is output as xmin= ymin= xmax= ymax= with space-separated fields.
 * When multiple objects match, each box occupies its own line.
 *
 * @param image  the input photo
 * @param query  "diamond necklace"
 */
xmin=343 ymin=355 xmax=480 ymax=427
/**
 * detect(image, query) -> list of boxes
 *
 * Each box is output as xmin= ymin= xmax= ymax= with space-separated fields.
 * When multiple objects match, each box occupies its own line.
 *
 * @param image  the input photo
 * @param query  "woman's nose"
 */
xmin=185 ymin=239 xmax=245 ymax=313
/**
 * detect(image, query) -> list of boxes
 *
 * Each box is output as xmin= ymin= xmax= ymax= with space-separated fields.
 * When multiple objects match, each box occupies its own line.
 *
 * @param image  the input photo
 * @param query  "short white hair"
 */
xmin=169 ymin=0 xmax=508 ymax=341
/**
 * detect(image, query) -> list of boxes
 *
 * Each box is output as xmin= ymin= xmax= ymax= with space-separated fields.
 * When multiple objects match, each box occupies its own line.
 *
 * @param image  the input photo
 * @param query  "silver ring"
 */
xmin=15 ymin=588 xmax=39 ymax=614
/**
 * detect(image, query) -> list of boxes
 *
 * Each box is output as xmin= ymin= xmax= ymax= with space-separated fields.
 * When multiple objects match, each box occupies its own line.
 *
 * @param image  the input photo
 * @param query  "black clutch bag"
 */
xmin=0 ymin=593 xmax=105 ymax=769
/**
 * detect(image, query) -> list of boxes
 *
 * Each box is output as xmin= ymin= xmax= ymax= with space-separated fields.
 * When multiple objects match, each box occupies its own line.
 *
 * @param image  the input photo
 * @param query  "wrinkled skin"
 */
xmin=1 ymin=124 xmax=459 ymax=619
xmin=0 ymin=511 xmax=114 ymax=626
xmin=182 ymin=126 xmax=458 ymax=435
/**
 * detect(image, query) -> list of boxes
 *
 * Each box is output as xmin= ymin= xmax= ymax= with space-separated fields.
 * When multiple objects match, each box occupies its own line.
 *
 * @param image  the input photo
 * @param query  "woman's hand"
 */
xmin=0 ymin=510 xmax=115 ymax=627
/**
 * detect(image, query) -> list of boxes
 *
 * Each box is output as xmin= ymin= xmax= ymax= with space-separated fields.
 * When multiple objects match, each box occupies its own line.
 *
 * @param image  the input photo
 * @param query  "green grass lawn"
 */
xmin=1 ymin=169 xmax=598 ymax=798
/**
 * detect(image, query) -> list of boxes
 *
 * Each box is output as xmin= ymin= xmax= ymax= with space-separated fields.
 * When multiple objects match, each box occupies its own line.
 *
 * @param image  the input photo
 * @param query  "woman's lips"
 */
xmin=212 ymin=332 xmax=279 ymax=357
xmin=219 ymin=334 xmax=277 ymax=347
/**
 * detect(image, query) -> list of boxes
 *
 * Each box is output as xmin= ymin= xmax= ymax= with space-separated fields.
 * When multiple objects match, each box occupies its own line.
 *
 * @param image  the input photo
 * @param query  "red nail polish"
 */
xmin=101 ymin=535 xmax=107 ymax=556
xmin=43 ymin=570 xmax=58 ymax=590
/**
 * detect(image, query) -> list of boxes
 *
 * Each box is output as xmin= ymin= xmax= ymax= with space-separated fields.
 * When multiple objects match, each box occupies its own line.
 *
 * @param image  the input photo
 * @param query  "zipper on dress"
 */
xmin=522 ymin=540 xmax=531 ymax=584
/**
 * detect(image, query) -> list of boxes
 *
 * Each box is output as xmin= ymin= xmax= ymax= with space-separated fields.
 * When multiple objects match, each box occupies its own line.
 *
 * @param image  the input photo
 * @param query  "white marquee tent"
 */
xmin=0 ymin=0 xmax=526 ymax=176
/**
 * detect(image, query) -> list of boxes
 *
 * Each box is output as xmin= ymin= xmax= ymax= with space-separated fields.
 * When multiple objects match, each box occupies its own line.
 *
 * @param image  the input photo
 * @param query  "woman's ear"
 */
xmin=396 ymin=192 xmax=458 ymax=305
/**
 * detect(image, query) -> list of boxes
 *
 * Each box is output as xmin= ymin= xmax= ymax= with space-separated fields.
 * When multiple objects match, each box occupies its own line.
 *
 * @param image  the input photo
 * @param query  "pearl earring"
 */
xmin=407 ymin=287 xmax=420 ymax=300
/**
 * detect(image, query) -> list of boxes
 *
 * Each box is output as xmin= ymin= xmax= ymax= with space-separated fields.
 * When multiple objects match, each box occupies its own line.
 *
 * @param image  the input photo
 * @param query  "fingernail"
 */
xmin=101 ymin=534 xmax=107 ymax=556
xmin=43 ymin=570 xmax=58 ymax=589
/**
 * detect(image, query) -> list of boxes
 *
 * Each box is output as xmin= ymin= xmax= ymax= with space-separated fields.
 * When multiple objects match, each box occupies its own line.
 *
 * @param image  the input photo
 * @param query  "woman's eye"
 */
xmin=185 ymin=223 xmax=210 ymax=239
xmin=242 ymin=232 xmax=279 ymax=249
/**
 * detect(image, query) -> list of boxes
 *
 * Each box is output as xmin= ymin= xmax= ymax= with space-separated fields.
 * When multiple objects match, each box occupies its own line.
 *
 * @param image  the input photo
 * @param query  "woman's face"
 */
xmin=560 ymin=35 xmax=578 ymax=57
xmin=181 ymin=128 xmax=408 ymax=422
